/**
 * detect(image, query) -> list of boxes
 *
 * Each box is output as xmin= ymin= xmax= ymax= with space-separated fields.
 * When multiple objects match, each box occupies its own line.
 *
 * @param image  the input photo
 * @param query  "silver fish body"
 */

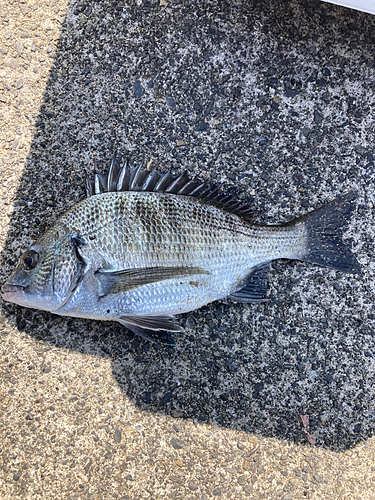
xmin=51 ymin=191 xmax=305 ymax=318
xmin=2 ymin=155 xmax=360 ymax=342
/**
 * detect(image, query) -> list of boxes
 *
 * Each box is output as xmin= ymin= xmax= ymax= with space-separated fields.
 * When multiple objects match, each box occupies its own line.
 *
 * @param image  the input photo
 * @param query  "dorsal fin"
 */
xmin=85 ymin=152 xmax=256 ymax=222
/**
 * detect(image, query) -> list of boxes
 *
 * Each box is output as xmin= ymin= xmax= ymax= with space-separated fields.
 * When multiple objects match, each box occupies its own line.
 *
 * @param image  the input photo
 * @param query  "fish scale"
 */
xmin=49 ymin=191 xmax=303 ymax=318
xmin=2 ymin=155 xmax=360 ymax=344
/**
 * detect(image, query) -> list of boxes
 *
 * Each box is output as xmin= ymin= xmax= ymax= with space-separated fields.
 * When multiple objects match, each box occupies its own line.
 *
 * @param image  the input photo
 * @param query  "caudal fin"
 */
xmin=294 ymin=192 xmax=361 ymax=274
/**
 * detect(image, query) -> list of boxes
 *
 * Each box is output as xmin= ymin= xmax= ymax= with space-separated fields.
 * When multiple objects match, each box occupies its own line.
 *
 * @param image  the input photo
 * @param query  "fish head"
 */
xmin=2 ymin=224 xmax=86 ymax=312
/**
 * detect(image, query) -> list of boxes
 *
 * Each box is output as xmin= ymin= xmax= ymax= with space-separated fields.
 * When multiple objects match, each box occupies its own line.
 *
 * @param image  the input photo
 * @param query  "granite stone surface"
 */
xmin=1 ymin=0 xmax=375 ymax=498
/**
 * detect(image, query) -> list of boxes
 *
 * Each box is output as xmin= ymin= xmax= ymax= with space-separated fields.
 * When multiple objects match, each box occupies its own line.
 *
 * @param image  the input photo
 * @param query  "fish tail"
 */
xmin=292 ymin=191 xmax=360 ymax=273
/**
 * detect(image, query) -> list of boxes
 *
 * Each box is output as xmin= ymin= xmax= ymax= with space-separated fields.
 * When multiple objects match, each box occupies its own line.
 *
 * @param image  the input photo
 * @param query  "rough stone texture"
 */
xmin=1 ymin=0 xmax=375 ymax=498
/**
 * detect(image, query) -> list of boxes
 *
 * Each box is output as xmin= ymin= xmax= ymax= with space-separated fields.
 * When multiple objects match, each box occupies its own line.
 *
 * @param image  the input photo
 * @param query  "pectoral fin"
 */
xmin=228 ymin=262 xmax=271 ymax=303
xmin=95 ymin=266 xmax=208 ymax=297
xmin=118 ymin=315 xmax=183 ymax=345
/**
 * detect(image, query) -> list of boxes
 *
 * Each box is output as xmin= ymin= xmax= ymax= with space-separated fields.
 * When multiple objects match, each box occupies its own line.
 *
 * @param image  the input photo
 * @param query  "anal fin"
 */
xmin=228 ymin=262 xmax=271 ymax=303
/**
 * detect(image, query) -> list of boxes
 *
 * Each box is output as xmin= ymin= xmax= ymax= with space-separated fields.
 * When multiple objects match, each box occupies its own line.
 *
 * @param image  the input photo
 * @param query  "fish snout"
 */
xmin=1 ymin=283 xmax=25 ymax=302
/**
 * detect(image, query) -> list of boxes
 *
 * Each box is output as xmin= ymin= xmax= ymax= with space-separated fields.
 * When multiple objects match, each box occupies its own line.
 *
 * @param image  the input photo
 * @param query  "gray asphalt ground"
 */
xmin=1 ymin=0 xmax=375 ymax=498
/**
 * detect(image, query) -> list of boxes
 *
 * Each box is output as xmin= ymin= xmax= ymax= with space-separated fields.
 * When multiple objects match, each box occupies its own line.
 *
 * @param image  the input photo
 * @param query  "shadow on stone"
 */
xmin=1 ymin=0 xmax=375 ymax=451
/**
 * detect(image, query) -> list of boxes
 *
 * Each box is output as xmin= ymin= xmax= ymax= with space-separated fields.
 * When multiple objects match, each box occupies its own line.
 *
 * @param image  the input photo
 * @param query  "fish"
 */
xmin=2 ymin=153 xmax=360 ymax=344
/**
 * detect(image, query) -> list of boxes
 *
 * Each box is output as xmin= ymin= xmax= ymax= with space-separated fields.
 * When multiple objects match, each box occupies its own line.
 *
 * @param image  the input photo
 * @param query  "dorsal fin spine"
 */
xmin=85 ymin=177 xmax=93 ymax=197
xmin=165 ymin=172 xmax=187 ymax=193
xmin=141 ymin=170 xmax=159 ymax=191
xmin=130 ymin=164 xmax=143 ymax=190
xmin=154 ymin=169 xmax=174 ymax=192
xmin=87 ymin=154 xmax=256 ymax=222
xmin=177 ymin=179 xmax=197 ymax=195
xmin=116 ymin=163 xmax=127 ymax=191
xmin=106 ymin=162 xmax=115 ymax=192
xmin=188 ymin=183 xmax=207 ymax=196
xmin=94 ymin=174 xmax=101 ymax=194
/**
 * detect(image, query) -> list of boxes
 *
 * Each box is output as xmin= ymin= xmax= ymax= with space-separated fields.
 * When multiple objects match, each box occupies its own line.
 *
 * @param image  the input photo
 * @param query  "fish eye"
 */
xmin=22 ymin=250 xmax=39 ymax=270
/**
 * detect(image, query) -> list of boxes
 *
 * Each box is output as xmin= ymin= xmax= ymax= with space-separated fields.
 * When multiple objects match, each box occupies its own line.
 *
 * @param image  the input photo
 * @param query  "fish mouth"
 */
xmin=1 ymin=283 xmax=25 ymax=302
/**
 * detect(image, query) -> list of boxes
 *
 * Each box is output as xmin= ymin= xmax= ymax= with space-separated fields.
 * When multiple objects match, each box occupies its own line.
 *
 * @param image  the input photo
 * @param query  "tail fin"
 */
xmin=293 ymin=192 xmax=361 ymax=274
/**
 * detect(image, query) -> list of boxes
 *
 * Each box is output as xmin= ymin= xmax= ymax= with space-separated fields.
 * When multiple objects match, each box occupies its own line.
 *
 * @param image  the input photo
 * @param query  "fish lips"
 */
xmin=1 ymin=283 xmax=26 ymax=303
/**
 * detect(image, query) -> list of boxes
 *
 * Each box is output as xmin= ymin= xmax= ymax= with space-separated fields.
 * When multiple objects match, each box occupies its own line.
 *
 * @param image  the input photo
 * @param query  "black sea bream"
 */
xmin=2 ymin=153 xmax=360 ymax=343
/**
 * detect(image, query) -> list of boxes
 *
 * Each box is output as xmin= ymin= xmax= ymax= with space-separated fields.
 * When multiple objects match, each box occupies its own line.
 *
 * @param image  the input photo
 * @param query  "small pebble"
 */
xmin=133 ymin=80 xmax=144 ymax=97
xmin=166 ymin=96 xmax=176 ymax=110
xmin=204 ymin=99 xmax=214 ymax=115
xmin=243 ymin=460 xmax=251 ymax=471
xmin=301 ymin=127 xmax=312 ymax=137
xmin=196 ymin=121 xmax=207 ymax=131
xmin=314 ymin=110 xmax=323 ymax=124
xmin=114 ymin=428 xmax=121 ymax=443
xmin=281 ymin=494 xmax=292 ymax=500
xmin=171 ymin=409 xmax=183 ymax=418
xmin=5 ymin=59 xmax=18 ymax=69
xmin=170 ymin=437 xmax=184 ymax=450
xmin=188 ymin=481 xmax=198 ymax=491
xmin=161 ymin=393 xmax=171 ymax=404
xmin=40 ymin=360 xmax=51 ymax=373
xmin=237 ymin=475 xmax=247 ymax=485
xmin=13 ymin=471 xmax=22 ymax=481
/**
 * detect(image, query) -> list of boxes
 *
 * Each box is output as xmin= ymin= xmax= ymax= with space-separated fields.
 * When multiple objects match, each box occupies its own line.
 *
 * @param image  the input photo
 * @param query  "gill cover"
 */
xmin=50 ymin=234 xmax=86 ymax=308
